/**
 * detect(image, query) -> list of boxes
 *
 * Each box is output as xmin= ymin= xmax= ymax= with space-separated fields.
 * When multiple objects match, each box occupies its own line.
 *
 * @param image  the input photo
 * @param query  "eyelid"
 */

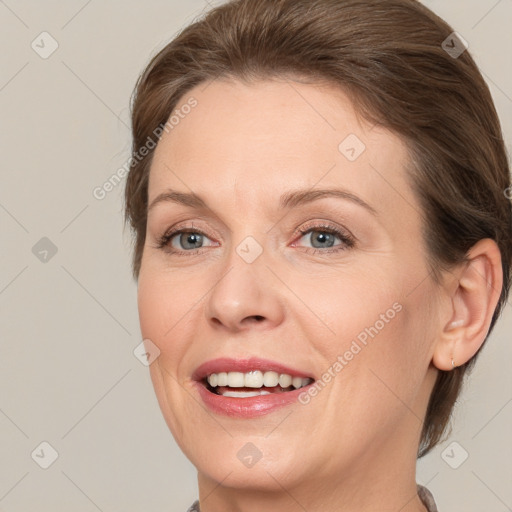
xmin=154 ymin=219 xmax=356 ymax=255
xmin=155 ymin=222 xmax=217 ymax=253
xmin=292 ymin=219 xmax=353 ymax=241
xmin=291 ymin=220 xmax=356 ymax=252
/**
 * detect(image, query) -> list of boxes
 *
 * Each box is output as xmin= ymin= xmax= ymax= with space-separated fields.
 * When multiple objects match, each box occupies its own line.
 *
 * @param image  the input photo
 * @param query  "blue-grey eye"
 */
xmin=298 ymin=228 xmax=343 ymax=249
xmin=175 ymin=232 xmax=204 ymax=250
xmin=307 ymin=231 xmax=337 ymax=248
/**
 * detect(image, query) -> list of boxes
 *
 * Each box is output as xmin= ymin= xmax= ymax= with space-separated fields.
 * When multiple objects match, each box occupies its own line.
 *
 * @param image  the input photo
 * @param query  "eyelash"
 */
xmin=154 ymin=221 xmax=356 ymax=256
xmin=294 ymin=222 xmax=356 ymax=254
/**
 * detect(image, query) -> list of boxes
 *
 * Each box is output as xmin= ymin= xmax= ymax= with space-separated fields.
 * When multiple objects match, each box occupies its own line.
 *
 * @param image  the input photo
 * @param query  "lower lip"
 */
xmin=194 ymin=381 xmax=313 ymax=418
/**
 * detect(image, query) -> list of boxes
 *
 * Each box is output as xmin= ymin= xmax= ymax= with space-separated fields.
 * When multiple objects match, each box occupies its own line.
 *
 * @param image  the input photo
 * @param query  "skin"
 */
xmin=137 ymin=77 xmax=503 ymax=512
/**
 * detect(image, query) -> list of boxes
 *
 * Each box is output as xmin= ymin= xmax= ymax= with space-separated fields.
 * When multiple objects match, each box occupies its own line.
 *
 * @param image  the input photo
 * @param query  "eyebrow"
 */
xmin=147 ymin=187 xmax=378 ymax=216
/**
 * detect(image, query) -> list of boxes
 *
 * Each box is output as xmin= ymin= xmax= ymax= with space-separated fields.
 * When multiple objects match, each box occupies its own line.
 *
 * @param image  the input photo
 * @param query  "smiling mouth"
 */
xmin=202 ymin=370 xmax=314 ymax=398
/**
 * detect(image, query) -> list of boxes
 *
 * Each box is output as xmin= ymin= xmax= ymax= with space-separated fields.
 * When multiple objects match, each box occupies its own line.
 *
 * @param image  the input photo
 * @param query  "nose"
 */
xmin=205 ymin=248 xmax=285 ymax=333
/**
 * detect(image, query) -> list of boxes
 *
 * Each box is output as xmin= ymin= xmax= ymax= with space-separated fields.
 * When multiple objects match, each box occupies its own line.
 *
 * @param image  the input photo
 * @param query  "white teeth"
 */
xmin=263 ymin=371 xmax=279 ymax=387
xmin=292 ymin=376 xmax=303 ymax=389
xmin=227 ymin=371 xmax=245 ymax=387
xmin=222 ymin=390 xmax=271 ymax=398
xmin=244 ymin=370 xmax=264 ymax=388
xmin=206 ymin=370 xmax=312 ymax=390
xmin=278 ymin=373 xmax=292 ymax=388
xmin=293 ymin=377 xmax=311 ymax=389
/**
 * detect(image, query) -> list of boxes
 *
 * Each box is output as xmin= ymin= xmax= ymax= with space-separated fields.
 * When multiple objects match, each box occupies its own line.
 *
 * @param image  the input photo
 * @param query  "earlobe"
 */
xmin=431 ymin=238 xmax=503 ymax=372
xmin=431 ymin=310 xmax=467 ymax=371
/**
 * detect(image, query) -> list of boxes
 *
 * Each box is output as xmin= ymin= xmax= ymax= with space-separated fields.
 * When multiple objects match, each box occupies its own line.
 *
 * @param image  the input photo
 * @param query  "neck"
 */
xmin=196 ymin=472 xmax=427 ymax=512
xmin=196 ymin=419 xmax=428 ymax=512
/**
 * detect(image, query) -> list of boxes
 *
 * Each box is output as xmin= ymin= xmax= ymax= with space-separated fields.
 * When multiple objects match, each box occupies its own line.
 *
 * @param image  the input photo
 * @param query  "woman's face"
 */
xmin=138 ymin=78 xmax=442 ymax=493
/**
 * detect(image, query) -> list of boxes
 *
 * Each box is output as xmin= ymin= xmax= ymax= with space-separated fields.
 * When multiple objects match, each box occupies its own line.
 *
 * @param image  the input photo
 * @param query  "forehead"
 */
xmin=148 ymin=78 xmax=416 ymax=222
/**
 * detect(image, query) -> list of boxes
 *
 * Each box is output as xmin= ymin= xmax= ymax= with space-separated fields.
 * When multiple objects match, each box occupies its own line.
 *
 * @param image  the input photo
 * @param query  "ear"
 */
xmin=432 ymin=238 xmax=503 ymax=371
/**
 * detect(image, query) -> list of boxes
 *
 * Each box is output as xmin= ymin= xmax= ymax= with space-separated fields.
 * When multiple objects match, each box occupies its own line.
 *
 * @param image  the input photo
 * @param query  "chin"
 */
xmin=196 ymin=456 xmax=305 ymax=492
xmin=188 ymin=432 xmax=313 ymax=491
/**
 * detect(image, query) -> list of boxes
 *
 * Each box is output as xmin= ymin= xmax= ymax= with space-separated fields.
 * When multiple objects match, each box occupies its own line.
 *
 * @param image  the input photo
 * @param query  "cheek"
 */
xmin=334 ymin=285 xmax=434 ymax=424
xmin=137 ymin=269 xmax=196 ymax=361
xmin=137 ymin=274 xmax=166 ymax=341
xmin=288 ymin=265 xmax=405 ymax=353
xmin=290 ymin=265 xmax=429 ymax=404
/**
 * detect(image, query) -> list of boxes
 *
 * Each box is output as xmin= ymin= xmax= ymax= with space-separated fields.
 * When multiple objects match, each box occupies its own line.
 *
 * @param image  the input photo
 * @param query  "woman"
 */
xmin=123 ymin=0 xmax=512 ymax=510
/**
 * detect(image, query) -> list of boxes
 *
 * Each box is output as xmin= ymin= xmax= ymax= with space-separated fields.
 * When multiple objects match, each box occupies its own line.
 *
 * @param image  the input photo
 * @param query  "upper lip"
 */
xmin=192 ymin=357 xmax=315 ymax=382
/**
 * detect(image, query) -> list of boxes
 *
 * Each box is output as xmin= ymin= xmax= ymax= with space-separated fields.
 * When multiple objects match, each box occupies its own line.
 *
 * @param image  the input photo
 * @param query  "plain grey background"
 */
xmin=1 ymin=1 xmax=511 ymax=511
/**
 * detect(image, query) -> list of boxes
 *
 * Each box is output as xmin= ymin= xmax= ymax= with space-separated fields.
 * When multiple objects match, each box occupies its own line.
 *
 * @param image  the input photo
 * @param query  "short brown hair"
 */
xmin=124 ymin=0 xmax=512 ymax=456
